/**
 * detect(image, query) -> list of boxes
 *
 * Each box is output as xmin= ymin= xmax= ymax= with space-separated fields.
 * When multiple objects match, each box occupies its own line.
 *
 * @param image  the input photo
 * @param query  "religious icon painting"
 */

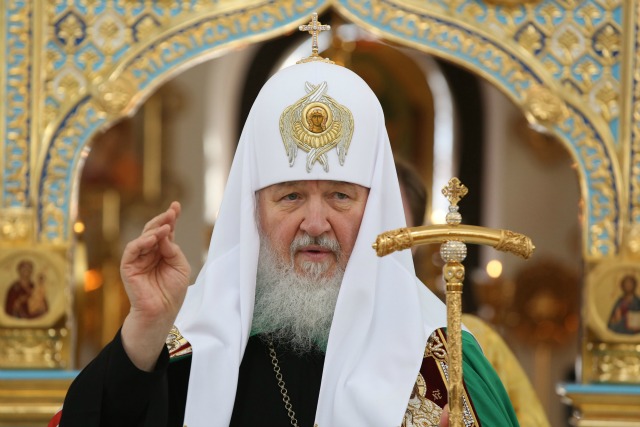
xmin=586 ymin=260 xmax=640 ymax=341
xmin=0 ymin=249 xmax=67 ymax=328
xmin=280 ymin=81 xmax=354 ymax=172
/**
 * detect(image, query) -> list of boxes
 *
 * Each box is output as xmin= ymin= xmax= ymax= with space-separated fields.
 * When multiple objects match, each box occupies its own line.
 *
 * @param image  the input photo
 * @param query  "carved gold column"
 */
xmin=374 ymin=178 xmax=534 ymax=426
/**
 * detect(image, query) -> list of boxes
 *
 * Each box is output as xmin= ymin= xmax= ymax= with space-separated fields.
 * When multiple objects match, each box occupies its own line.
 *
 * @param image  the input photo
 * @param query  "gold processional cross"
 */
xmin=373 ymin=178 xmax=535 ymax=427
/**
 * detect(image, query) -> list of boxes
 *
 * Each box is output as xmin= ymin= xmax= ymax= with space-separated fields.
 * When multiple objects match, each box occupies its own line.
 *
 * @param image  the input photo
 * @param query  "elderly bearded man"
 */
xmin=55 ymin=38 xmax=519 ymax=427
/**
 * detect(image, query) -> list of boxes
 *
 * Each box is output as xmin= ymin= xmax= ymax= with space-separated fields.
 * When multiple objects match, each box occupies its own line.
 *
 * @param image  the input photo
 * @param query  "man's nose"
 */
xmin=300 ymin=200 xmax=331 ymax=237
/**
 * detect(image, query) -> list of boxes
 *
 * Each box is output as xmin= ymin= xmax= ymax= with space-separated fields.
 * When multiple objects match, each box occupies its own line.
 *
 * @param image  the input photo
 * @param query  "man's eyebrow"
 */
xmin=277 ymin=181 xmax=301 ymax=187
xmin=330 ymin=181 xmax=362 ymax=190
xmin=269 ymin=180 xmax=356 ymax=190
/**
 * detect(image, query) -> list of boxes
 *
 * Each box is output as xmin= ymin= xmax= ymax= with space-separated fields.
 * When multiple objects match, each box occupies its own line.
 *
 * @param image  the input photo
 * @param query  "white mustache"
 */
xmin=289 ymin=233 xmax=341 ymax=258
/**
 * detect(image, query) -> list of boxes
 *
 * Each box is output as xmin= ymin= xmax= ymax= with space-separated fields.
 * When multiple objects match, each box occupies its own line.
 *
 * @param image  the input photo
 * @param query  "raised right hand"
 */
xmin=120 ymin=201 xmax=191 ymax=371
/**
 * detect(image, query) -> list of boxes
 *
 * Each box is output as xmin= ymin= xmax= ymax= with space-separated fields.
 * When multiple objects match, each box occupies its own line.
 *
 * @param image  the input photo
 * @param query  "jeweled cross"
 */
xmin=442 ymin=177 xmax=468 ymax=206
xmin=299 ymin=13 xmax=330 ymax=57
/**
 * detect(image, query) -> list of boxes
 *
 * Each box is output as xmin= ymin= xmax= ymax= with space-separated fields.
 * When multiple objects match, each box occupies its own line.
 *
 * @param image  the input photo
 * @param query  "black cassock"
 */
xmin=60 ymin=332 xmax=324 ymax=427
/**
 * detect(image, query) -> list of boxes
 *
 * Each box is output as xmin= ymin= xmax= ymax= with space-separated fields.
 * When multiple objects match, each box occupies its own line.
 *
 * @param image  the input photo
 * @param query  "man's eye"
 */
xmin=335 ymin=192 xmax=349 ymax=200
xmin=283 ymin=193 xmax=299 ymax=201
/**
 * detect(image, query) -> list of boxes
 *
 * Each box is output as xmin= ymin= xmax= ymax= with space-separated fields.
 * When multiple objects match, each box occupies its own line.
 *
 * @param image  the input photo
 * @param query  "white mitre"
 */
xmin=174 ymin=60 xmax=447 ymax=426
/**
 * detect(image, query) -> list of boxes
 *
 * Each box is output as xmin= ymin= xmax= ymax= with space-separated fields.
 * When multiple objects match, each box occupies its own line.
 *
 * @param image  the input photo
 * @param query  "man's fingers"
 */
xmin=138 ymin=221 xmax=172 ymax=244
xmin=121 ymin=234 xmax=158 ymax=266
xmin=141 ymin=202 xmax=181 ymax=235
xmin=170 ymin=201 xmax=181 ymax=218
xmin=157 ymin=232 xmax=179 ymax=260
xmin=122 ymin=225 xmax=171 ymax=266
xmin=168 ymin=201 xmax=181 ymax=241
xmin=157 ymin=235 xmax=189 ymax=276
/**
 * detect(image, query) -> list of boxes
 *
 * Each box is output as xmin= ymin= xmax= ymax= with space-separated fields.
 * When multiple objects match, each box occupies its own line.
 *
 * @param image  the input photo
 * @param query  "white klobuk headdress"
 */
xmin=175 ymin=60 xmax=447 ymax=426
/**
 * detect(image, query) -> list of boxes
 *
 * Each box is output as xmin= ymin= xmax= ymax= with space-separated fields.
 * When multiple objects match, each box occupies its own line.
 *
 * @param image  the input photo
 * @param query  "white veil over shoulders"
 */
xmin=175 ymin=61 xmax=447 ymax=426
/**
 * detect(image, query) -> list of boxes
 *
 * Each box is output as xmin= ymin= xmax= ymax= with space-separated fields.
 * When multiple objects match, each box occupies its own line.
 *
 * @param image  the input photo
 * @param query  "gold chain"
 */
xmin=268 ymin=339 xmax=300 ymax=427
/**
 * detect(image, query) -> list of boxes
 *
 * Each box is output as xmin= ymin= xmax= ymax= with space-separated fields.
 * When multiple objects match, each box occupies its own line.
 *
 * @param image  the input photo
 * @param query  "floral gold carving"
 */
xmin=442 ymin=256 xmax=464 ymax=425
xmin=3 ymin=0 xmax=32 ymax=207
xmin=443 ymin=263 xmax=465 ymax=286
xmin=424 ymin=331 xmax=446 ymax=360
xmin=39 ymin=99 xmax=106 ymax=243
xmin=372 ymin=228 xmax=413 ymax=257
xmin=626 ymin=224 xmax=640 ymax=256
xmin=0 ymin=328 xmax=68 ymax=369
xmin=555 ymin=105 xmax=619 ymax=259
xmin=93 ymin=77 xmax=135 ymax=116
xmin=587 ymin=342 xmax=640 ymax=383
xmin=495 ymin=230 xmax=537 ymax=260
xmin=523 ymin=85 xmax=568 ymax=127
xmin=484 ymin=0 xmax=542 ymax=4
xmin=0 ymin=209 xmax=33 ymax=244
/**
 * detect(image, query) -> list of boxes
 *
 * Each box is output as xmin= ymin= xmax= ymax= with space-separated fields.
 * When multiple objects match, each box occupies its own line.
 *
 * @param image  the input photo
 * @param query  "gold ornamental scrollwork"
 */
xmin=555 ymin=104 xmax=619 ymax=258
xmin=0 ymin=209 xmax=34 ymax=244
xmin=484 ymin=0 xmax=542 ymax=4
xmin=371 ymin=228 xmax=413 ymax=257
xmin=495 ymin=230 xmax=537 ymax=260
xmin=373 ymin=225 xmax=534 ymax=259
xmin=625 ymin=224 xmax=640 ymax=256
xmin=39 ymin=98 xmax=107 ymax=243
xmin=586 ymin=342 xmax=640 ymax=383
xmin=0 ymin=328 xmax=69 ymax=369
xmin=92 ymin=76 xmax=136 ymax=116
xmin=4 ymin=0 xmax=32 ymax=207
xmin=523 ymin=84 xmax=569 ymax=129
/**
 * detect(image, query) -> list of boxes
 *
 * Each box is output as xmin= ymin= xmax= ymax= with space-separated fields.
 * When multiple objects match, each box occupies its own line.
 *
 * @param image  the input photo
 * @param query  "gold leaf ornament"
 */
xmin=93 ymin=77 xmax=135 ymax=115
xmin=523 ymin=84 xmax=568 ymax=128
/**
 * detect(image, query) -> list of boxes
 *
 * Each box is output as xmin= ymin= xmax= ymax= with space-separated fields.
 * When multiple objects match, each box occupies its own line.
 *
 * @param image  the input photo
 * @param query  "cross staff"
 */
xmin=372 ymin=177 xmax=534 ymax=427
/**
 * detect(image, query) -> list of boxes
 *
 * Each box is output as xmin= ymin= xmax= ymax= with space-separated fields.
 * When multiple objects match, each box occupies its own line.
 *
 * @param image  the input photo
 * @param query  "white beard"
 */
xmin=252 ymin=233 xmax=344 ymax=353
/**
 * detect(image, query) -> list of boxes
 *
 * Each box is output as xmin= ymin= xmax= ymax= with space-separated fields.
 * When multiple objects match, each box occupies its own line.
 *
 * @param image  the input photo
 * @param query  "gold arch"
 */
xmin=33 ymin=1 xmax=625 ymax=263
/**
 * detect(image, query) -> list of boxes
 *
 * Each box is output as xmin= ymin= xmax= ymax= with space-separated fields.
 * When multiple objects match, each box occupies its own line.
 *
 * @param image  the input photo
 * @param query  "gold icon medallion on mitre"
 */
xmin=280 ymin=81 xmax=354 ymax=172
